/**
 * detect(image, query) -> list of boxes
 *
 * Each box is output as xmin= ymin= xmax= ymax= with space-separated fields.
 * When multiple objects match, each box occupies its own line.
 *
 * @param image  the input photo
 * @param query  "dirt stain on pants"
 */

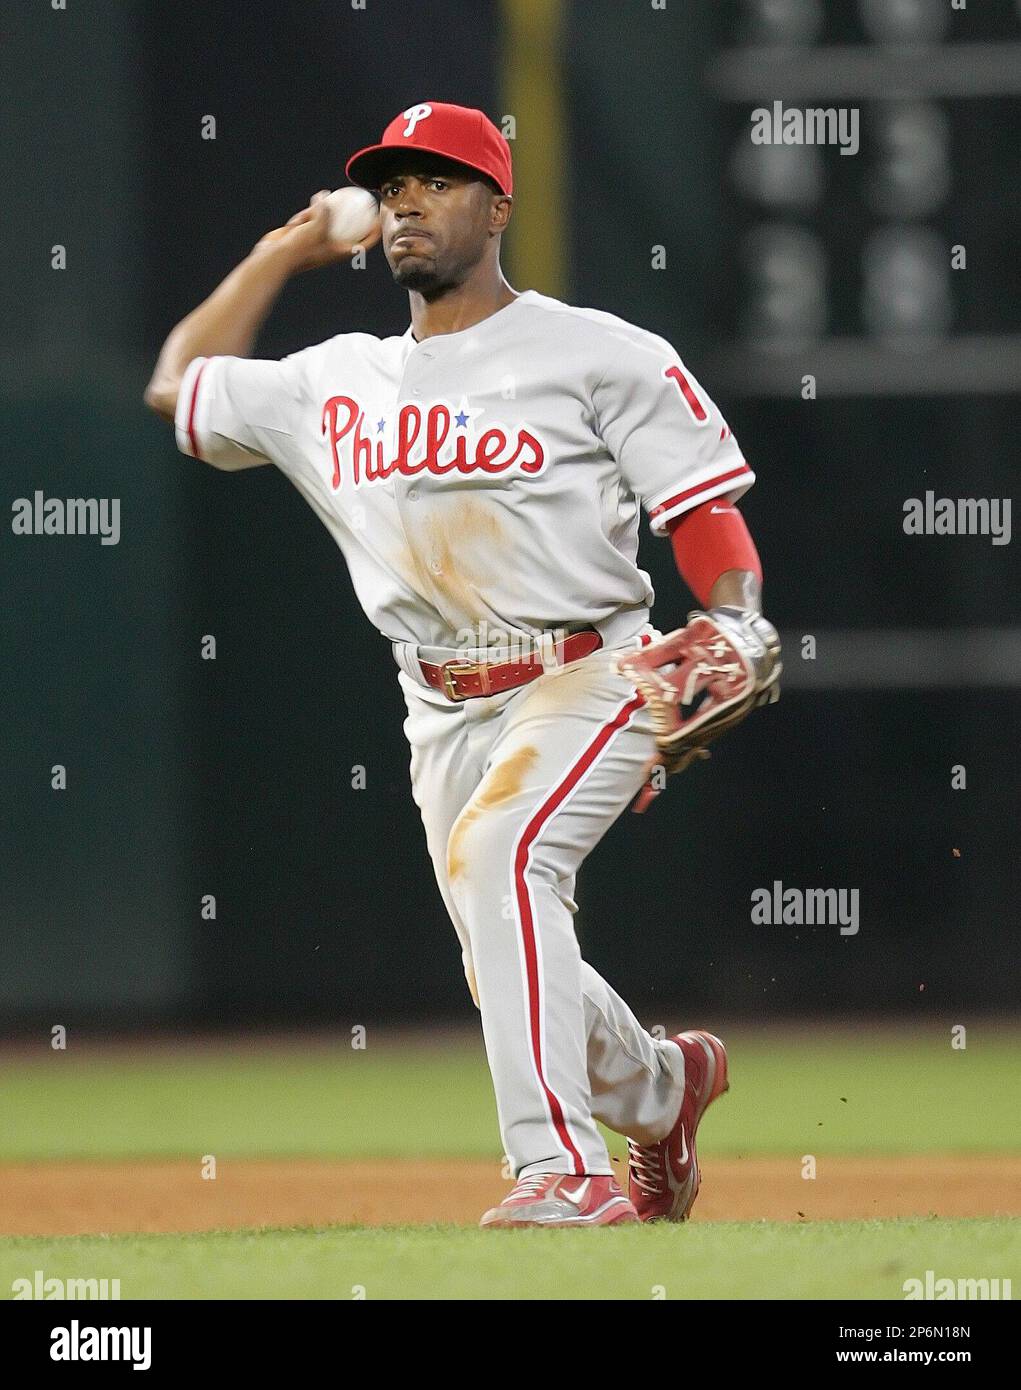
xmin=446 ymin=744 xmax=540 ymax=885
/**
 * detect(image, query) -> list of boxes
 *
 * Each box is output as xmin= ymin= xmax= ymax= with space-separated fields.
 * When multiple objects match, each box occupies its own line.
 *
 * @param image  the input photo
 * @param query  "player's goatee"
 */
xmin=391 ymin=263 xmax=451 ymax=296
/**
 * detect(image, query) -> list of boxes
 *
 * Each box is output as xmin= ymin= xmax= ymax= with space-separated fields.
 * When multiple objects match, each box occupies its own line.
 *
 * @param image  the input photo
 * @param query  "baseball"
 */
xmin=323 ymin=186 xmax=379 ymax=245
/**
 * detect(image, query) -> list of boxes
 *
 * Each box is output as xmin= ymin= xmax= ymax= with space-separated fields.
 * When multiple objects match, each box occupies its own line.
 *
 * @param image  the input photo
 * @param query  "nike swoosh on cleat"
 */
xmin=560 ymin=1178 xmax=591 ymax=1207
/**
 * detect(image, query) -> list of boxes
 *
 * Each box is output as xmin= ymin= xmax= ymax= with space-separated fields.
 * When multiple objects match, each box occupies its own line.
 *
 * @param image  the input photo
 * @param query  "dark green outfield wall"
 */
xmin=3 ymin=2 xmax=1017 ymax=1027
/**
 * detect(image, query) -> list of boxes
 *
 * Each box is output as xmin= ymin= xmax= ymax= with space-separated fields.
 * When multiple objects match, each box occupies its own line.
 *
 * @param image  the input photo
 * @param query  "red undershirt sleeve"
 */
xmin=667 ymin=499 xmax=762 ymax=607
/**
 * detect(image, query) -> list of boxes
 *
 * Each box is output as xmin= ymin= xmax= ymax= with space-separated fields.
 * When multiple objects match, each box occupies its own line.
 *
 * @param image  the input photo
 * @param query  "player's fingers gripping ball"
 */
xmin=259 ymin=187 xmax=380 ymax=262
xmin=616 ymin=608 xmax=782 ymax=812
xmin=321 ymin=187 xmax=380 ymax=245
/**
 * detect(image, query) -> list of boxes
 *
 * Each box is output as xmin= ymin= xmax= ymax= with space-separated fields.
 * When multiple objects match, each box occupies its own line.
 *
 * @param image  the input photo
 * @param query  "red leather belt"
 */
xmin=420 ymin=629 xmax=603 ymax=702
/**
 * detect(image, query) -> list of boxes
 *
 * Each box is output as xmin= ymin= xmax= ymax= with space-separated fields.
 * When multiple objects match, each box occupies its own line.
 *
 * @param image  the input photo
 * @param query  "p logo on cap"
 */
xmin=345 ymin=101 xmax=514 ymax=196
xmin=402 ymin=104 xmax=434 ymax=137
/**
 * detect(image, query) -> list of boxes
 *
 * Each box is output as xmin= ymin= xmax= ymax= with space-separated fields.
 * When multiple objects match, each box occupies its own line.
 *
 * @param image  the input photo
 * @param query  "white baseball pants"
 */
xmin=398 ymin=637 xmax=687 ymax=1178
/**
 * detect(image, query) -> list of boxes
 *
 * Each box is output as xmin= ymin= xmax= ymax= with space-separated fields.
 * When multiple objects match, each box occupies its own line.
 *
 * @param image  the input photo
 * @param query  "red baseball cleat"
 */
xmin=627 ymin=1029 xmax=729 ymax=1223
xmin=480 ymin=1172 xmax=639 ymax=1229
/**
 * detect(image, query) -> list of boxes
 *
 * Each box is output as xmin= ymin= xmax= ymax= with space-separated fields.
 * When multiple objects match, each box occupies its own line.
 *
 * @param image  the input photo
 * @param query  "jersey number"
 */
xmin=664 ymin=365 xmax=709 ymax=424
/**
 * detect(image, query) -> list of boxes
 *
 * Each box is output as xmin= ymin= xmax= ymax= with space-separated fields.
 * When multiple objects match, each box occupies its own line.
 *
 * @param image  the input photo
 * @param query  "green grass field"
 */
xmin=1 ymin=1220 xmax=1016 ymax=1301
xmin=2 ymin=1026 xmax=1019 ymax=1300
xmin=2 ymin=1026 xmax=1018 ymax=1160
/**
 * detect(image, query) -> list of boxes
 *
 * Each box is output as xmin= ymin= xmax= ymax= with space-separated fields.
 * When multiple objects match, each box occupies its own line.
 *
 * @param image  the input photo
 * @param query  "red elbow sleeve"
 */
xmin=667 ymin=499 xmax=762 ymax=607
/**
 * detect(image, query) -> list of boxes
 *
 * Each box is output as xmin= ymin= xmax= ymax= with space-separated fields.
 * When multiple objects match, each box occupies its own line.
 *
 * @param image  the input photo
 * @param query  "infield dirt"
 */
xmin=1 ymin=1155 xmax=1018 ymax=1236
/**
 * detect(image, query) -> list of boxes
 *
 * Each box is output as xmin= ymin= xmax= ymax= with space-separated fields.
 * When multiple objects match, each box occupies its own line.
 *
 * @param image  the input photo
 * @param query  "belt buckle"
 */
xmin=440 ymin=660 xmax=479 ymax=702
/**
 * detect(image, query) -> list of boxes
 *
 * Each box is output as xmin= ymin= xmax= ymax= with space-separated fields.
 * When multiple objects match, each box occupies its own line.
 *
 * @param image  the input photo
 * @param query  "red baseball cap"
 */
xmin=346 ymin=102 xmax=513 ymax=196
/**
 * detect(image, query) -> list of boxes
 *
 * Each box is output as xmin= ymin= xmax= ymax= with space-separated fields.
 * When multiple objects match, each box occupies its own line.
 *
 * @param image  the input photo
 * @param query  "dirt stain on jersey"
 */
xmin=388 ymin=497 xmax=505 ymax=635
xmin=424 ymin=498 xmax=504 ymax=627
xmin=447 ymin=743 xmax=540 ymax=883
xmin=388 ymin=538 xmax=433 ymax=599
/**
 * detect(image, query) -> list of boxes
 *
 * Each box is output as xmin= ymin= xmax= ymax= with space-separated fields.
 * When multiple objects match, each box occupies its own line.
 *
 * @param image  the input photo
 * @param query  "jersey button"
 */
xmin=407 ymin=489 xmax=418 ymax=502
xmin=429 ymin=557 xmax=442 ymax=574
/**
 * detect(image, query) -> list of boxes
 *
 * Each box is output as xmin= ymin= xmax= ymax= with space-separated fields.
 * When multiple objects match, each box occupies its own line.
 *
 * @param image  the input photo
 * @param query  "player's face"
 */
xmin=376 ymin=161 xmax=503 ymax=296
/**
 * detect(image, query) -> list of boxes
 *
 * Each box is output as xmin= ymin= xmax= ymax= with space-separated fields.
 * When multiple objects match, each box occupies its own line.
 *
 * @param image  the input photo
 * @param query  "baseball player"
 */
xmin=146 ymin=102 xmax=781 ymax=1229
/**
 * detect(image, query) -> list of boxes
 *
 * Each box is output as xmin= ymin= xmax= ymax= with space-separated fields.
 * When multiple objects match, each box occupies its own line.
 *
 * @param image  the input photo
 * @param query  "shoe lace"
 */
xmin=627 ymin=1138 xmax=667 ymax=1197
xmin=508 ymin=1172 xmax=556 ymax=1201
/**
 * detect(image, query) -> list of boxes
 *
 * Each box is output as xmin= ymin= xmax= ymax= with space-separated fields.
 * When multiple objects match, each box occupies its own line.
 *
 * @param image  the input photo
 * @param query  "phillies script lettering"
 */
xmin=321 ymin=397 xmax=546 ymax=490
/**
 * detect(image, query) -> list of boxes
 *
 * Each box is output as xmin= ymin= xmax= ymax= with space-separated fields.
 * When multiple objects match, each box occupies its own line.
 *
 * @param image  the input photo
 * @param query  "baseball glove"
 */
xmin=616 ymin=606 xmax=782 ymax=812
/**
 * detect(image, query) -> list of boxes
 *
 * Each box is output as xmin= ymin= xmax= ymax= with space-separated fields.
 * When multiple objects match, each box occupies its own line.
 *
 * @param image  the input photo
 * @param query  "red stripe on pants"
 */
xmin=511 ymin=692 xmax=645 ymax=1174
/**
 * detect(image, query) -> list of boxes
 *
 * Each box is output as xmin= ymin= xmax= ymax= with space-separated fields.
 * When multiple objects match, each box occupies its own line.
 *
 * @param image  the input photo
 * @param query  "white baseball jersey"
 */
xmin=174 ymin=290 xmax=753 ymax=655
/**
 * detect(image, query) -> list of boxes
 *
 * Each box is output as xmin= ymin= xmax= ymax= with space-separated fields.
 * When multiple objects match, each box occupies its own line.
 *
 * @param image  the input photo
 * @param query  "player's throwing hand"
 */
xmin=254 ymin=189 xmax=382 ymax=272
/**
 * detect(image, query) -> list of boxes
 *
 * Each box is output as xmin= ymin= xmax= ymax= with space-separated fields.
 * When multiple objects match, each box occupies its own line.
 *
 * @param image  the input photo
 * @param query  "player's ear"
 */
xmin=490 ymin=193 xmax=513 ymax=233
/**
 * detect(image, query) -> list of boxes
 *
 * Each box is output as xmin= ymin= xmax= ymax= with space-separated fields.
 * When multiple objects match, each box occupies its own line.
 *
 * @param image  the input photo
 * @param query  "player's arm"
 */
xmin=617 ymin=498 xmax=779 ymax=809
xmin=709 ymin=568 xmax=761 ymax=611
xmin=144 ymin=192 xmax=380 ymax=422
xmin=593 ymin=336 xmax=780 ymax=807
xmin=666 ymin=498 xmax=763 ymax=611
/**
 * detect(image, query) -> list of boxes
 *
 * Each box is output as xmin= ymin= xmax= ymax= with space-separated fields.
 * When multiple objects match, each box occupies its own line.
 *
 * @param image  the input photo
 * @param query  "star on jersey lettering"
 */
xmin=452 ymin=397 xmax=480 ymax=431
